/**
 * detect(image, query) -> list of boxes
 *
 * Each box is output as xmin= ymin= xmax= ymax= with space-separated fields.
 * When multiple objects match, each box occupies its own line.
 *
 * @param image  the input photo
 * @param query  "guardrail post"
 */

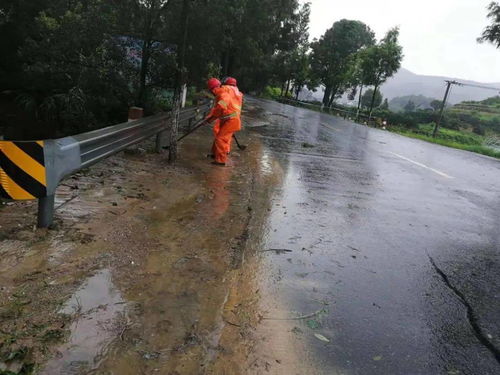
xmin=155 ymin=131 xmax=164 ymax=153
xmin=37 ymin=195 xmax=55 ymax=228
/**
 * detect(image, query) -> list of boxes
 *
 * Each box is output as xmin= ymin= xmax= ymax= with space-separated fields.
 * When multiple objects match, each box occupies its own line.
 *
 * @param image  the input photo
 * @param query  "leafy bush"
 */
xmin=262 ymin=86 xmax=282 ymax=99
xmin=384 ymin=111 xmax=418 ymax=129
xmin=472 ymin=124 xmax=485 ymax=135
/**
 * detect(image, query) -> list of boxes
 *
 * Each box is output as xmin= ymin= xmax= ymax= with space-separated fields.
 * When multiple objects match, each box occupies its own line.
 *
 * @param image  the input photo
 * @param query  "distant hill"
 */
xmin=298 ymin=68 xmax=500 ymax=105
xmin=380 ymin=68 xmax=500 ymax=104
xmin=389 ymin=95 xmax=438 ymax=112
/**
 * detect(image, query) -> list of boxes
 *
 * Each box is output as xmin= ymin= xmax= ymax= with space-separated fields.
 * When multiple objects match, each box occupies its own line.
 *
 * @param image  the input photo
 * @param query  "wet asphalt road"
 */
xmin=245 ymin=98 xmax=500 ymax=374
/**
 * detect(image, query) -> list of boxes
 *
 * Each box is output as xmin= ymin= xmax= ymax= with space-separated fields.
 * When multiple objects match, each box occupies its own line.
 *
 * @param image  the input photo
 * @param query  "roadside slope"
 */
xmin=0 ymin=123 xmax=277 ymax=374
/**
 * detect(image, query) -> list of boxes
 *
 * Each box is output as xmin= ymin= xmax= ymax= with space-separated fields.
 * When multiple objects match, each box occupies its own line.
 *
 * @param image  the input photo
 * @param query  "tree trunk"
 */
xmin=281 ymin=81 xmax=286 ymax=96
xmin=169 ymin=0 xmax=190 ymax=163
xmin=284 ymin=79 xmax=291 ymax=98
xmin=368 ymin=83 xmax=379 ymax=120
xmin=328 ymin=85 xmax=339 ymax=107
xmin=356 ymin=85 xmax=363 ymax=121
xmin=328 ymin=94 xmax=334 ymax=107
xmin=138 ymin=39 xmax=151 ymax=107
xmin=322 ymin=86 xmax=331 ymax=106
xmin=137 ymin=2 xmax=164 ymax=108
xmin=295 ymin=86 xmax=300 ymax=100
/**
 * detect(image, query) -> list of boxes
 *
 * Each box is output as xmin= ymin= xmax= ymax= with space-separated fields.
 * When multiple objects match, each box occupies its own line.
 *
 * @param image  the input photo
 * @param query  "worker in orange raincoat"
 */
xmin=205 ymin=78 xmax=222 ymax=159
xmin=210 ymin=77 xmax=244 ymax=156
xmin=223 ymin=77 xmax=243 ymax=105
xmin=204 ymin=78 xmax=242 ymax=166
xmin=222 ymin=77 xmax=243 ymax=154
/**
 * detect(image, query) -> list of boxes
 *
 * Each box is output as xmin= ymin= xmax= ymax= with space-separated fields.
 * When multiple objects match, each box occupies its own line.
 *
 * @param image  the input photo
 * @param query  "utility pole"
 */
xmin=169 ymin=0 xmax=191 ymax=163
xmin=432 ymin=80 xmax=457 ymax=138
xmin=432 ymin=79 xmax=500 ymax=138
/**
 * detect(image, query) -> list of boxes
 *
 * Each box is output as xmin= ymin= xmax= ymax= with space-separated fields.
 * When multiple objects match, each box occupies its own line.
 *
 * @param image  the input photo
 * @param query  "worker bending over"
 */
xmin=210 ymin=77 xmax=243 ymax=156
xmin=204 ymin=77 xmax=242 ymax=166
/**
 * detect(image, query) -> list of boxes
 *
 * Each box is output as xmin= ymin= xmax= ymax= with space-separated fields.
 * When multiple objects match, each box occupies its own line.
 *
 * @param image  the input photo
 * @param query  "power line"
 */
xmin=449 ymin=80 xmax=500 ymax=92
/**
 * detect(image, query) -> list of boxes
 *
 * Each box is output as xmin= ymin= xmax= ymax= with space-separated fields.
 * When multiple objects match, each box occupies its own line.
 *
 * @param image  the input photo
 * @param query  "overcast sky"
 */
xmin=307 ymin=0 xmax=500 ymax=83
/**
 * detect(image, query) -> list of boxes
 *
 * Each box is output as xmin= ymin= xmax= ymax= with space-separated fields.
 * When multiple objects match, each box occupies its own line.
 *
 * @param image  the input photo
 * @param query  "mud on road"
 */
xmin=0 ymin=108 xmax=288 ymax=375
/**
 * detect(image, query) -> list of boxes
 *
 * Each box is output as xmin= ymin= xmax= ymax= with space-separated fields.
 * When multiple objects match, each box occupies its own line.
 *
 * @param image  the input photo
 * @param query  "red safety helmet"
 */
xmin=207 ymin=78 xmax=221 ymax=91
xmin=224 ymin=77 xmax=237 ymax=86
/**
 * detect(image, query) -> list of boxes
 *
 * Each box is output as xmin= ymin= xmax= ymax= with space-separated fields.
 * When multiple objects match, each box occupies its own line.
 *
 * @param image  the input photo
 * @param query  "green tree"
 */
xmin=289 ymin=2 xmax=312 ymax=99
xmin=273 ymin=2 xmax=311 ymax=97
xmin=125 ymin=0 xmax=173 ymax=107
xmin=473 ymin=124 xmax=485 ymax=135
xmin=2 ymin=0 xmax=181 ymax=137
xmin=0 ymin=0 xmax=308 ymax=138
xmin=182 ymin=0 xmax=305 ymax=92
xmin=343 ymin=52 xmax=366 ymax=103
xmin=404 ymin=100 xmax=416 ymax=112
xmin=358 ymin=27 xmax=403 ymax=118
xmin=478 ymin=2 xmax=500 ymax=48
xmin=310 ymin=19 xmax=374 ymax=107
xmin=0 ymin=0 xmax=49 ymax=90
xmin=16 ymin=0 xmax=135 ymax=134
xmin=430 ymin=99 xmax=442 ymax=111
xmin=380 ymin=98 xmax=389 ymax=110
xmin=345 ymin=53 xmax=368 ymax=117
xmin=361 ymin=89 xmax=382 ymax=109
xmin=291 ymin=52 xmax=314 ymax=99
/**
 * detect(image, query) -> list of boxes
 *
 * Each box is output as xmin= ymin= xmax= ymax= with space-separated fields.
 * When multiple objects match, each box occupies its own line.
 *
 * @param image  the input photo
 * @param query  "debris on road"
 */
xmin=260 ymin=248 xmax=293 ymax=254
xmin=314 ymin=333 xmax=330 ymax=343
xmin=263 ymin=308 xmax=328 ymax=321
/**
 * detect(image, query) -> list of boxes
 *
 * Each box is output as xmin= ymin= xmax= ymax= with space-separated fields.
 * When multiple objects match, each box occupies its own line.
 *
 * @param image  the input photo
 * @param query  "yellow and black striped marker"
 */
xmin=0 ymin=141 xmax=47 ymax=200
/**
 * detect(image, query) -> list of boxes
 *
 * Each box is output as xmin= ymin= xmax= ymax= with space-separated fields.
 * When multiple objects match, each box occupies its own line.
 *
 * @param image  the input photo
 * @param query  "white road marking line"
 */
xmin=388 ymin=152 xmax=454 ymax=179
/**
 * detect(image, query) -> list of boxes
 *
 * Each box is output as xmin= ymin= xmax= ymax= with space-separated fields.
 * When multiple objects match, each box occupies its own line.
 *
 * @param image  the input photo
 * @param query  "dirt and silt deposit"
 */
xmin=0 ymin=104 xmax=315 ymax=374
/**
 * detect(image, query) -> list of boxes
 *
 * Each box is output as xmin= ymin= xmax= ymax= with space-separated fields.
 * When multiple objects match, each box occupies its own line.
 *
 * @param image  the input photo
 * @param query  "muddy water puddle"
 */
xmin=41 ymin=269 xmax=126 ymax=374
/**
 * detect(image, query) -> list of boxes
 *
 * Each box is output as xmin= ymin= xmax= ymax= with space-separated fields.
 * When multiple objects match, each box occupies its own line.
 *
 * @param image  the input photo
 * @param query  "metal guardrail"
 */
xmin=0 ymin=102 xmax=210 ymax=227
xmin=279 ymin=98 xmax=374 ymax=123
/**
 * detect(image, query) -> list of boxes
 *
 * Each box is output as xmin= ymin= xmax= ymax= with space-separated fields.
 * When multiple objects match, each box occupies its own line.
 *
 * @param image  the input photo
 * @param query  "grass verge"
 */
xmin=393 ymin=130 xmax=500 ymax=159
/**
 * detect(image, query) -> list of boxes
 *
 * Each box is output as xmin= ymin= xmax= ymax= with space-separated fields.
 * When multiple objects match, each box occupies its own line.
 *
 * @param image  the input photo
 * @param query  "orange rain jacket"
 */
xmin=206 ymin=86 xmax=243 ymax=163
xmin=206 ymin=86 xmax=242 ymax=132
xmin=228 ymin=85 xmax=243 ymax=110
xmin=211 ymin=85 xmax=244 ymax=145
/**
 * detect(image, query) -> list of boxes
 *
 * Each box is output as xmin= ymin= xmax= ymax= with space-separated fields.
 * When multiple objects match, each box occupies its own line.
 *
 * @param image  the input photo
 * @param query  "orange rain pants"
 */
xmin=212 ymin=120 xmax=232 ymax=155
xmin=213 ymin=118 xmax=240 ymax=164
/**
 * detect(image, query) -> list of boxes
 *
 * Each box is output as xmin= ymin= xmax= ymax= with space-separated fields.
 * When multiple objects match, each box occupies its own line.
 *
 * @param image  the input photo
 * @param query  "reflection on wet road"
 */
xmin=246 ymin=98 xmax=500 ymax=374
